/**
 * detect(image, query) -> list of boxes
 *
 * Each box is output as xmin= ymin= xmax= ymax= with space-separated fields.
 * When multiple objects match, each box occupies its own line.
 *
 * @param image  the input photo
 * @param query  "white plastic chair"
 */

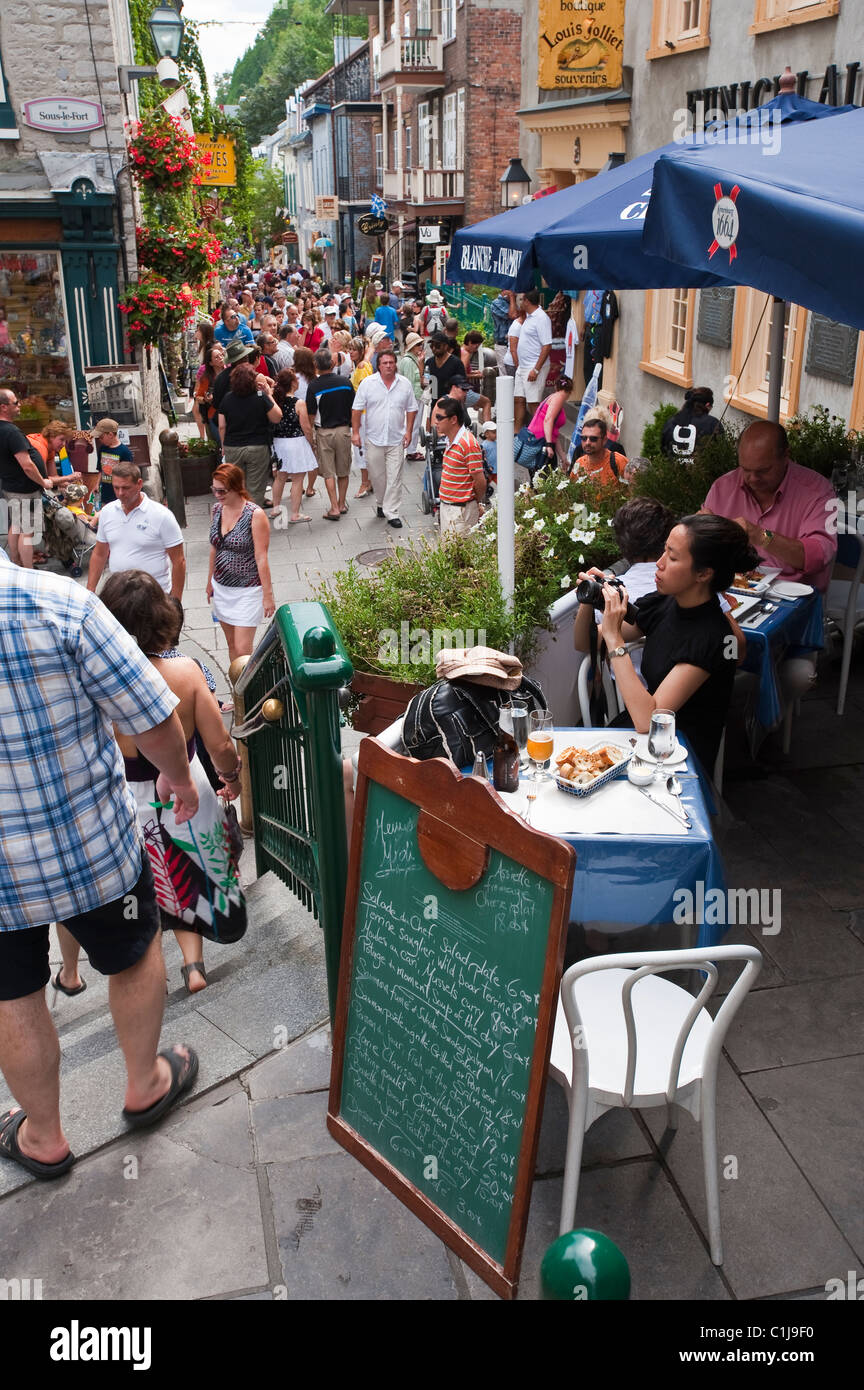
xmin=548 ymin=944 xmax=762 ymax=1265
xmin=576 ymin=640 xmax=643 ymax=727
xmin=825 ymin=536 xmax=864 ymax=715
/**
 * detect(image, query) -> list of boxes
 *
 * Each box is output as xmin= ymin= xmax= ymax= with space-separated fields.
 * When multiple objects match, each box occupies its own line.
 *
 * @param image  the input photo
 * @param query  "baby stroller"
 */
xmin=39 ymin=484 xmax=98 ymax=578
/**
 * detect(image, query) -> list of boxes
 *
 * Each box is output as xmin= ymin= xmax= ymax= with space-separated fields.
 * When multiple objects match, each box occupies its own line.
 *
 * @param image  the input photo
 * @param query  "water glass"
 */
xmin=510 ymin=697 xmax=530 ymax=768
xmin=647 ymin=709 xmax=676 ymax=769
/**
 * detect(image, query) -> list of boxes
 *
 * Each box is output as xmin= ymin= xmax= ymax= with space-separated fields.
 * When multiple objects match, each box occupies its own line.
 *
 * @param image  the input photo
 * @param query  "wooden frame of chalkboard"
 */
xmin=327 ymin=740 xmax=576 ymax=1299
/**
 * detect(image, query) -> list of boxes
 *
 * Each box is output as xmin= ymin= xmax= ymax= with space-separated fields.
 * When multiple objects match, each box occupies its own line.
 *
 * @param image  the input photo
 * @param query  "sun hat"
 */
xmin=404 ymin=332 xmax=423 ymax=351
xmin=225 ymin=339 xmax=256 ymax=365
xmin=435 ymin=646 xmax=524 ymax=691
xmin=426 ymin=289 xmax=445 ymax=305
xmin=324 ymin=304 xmax=339 ymax=314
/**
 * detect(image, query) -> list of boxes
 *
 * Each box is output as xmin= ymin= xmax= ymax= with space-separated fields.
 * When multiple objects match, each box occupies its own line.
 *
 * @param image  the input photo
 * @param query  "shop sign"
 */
xmin=195 ymin=135 xmax=236 ymax=186
xmin=458 ymin=241 xmax=523 ymax=279
xmin=538 ymin=0 xmax=624 ymax=92
xmin=358 ymin=213 xmax=388 ymax=235
xmin=22 ymin=98 xmax=103 ymax=132
xmin=418 ymin=224 xmax=441 ymax=244
xmin=315 ymin=195 xmax=339 ymax=220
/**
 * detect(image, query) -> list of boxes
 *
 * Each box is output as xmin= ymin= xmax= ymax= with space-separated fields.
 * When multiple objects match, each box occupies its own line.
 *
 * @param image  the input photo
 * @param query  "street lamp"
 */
xmin=119 ymin=1 xmax=185 ymax=93
xmin=499 ymin=156 xmax=531 ymax=209
xmin=147 ymin=3 xmax=185 ymax=60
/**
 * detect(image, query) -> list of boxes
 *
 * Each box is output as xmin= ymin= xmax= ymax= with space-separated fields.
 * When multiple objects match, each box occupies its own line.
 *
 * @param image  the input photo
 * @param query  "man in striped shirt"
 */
xmin=434 ymin=396 xmax=487 ymax=537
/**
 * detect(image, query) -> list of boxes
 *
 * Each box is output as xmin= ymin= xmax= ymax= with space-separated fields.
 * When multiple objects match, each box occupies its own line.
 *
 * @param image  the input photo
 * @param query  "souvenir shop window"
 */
xmin=0 ymin=253 xmax=76 ymax=426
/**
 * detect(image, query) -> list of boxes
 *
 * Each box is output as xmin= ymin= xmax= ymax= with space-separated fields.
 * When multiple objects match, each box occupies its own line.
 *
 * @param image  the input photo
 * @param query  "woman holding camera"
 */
xmin=576 ymin=514 xmax=757 ymax=773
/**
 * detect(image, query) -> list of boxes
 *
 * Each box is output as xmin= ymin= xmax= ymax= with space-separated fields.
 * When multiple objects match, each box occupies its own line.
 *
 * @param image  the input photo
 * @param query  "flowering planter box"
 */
xmin=350 ymin=670 xmax=425 ymax=735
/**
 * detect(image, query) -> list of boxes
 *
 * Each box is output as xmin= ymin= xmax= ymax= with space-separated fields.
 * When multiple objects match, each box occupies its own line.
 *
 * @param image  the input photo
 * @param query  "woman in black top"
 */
xmin=582 ymin=515 xmax=758 ymax=773
xmin=218 ymin=362 xmax=282 ymax=507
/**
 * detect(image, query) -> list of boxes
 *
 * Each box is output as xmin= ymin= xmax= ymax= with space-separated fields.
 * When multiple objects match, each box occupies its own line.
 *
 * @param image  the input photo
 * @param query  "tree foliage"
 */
xmin=223 ymin=0 xmax=365 ymax=146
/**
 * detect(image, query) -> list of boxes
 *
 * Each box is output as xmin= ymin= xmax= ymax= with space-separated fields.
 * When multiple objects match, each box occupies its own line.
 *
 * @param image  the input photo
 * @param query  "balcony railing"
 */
xmin=379 ymin=34 xmax=444 ymax=83
xmin=412 ymin=167 xmax=464 ymax=202
xmin=381 ymin=167 xmax=464 ymax=204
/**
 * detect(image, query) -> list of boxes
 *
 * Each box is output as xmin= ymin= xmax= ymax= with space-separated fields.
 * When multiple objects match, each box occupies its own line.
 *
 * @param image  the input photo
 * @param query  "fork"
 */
xmin=523 ymin=783 xmax=538 ymax=826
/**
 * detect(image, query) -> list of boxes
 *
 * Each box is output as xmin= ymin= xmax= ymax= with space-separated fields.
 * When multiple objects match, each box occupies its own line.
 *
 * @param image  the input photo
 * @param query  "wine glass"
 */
xmin=527 ymin=711 xmax=555 ymax=782
xmin=647 ymin=709 xmax=676 ymax=776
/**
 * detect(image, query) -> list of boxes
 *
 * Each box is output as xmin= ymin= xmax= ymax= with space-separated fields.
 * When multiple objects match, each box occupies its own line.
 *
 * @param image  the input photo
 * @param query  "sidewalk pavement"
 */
xmin=1 ymin=438 xmax=862 ymax=1299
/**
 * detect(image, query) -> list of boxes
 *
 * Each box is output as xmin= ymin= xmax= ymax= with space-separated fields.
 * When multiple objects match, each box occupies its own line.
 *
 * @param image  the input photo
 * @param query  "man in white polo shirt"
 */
xmin=351 ymin=349 xmax=416 ymax=529
xmin=87 ymin=460 xmax=185 ymax=598
xmin=513 ymin=289 xmax=552 ymax=433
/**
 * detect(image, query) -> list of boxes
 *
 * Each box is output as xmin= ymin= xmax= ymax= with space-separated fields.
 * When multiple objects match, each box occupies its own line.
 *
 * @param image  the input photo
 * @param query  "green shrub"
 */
xmin=641 ymin=403 xmax=677 ymax=457
xmin=630 ymin=426 xmax=740 ymax=518
xmin=786 ymin=405 xmax=864 ymax=479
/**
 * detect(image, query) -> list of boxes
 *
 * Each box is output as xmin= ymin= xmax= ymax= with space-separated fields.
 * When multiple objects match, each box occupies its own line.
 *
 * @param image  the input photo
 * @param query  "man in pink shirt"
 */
xmin=703 ymin=421 xmax=836 ymax=592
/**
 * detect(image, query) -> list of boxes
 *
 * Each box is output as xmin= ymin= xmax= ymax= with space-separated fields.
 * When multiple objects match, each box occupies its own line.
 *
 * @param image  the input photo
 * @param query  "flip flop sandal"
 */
xmin=220 ymin=700 xmax=234 ymax=713
xmin=288 ymin=514 xmax=312 ymax=523
xmin=52 ymin=971 xmax=86 ymax=997
xmin=305 ymin=488 xmax=317 ymax=497
xmin=181 ymin=961 xmax=207 ymax=994
xmin=340 ymin=504 xmax=349 ymax=514
xmin=355 ymin=488 xmax=373 ymax=498
xmin=323 ymin=512 xmax=340 ymax=521
xmin=0 ymin=1109 xmax=75 ymax=1181
xmin=122 ymin=1046 xmax=200 ymax=1129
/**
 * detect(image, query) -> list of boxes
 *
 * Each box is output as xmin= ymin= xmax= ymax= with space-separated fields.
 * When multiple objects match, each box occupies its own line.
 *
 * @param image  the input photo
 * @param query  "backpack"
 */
xmin=424 ymin=305 xmax=447 ymax=336
xmin=402 ymin=675 xmax=547 ymax=767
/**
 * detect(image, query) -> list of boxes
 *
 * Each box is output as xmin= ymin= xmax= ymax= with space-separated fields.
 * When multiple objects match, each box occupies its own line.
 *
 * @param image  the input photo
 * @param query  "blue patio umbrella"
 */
xmin=642 ymin=104 xmax=864 ymax=330
xmin=447 ymin=93 xmax=851 ymax=293
xmin=314 ymin=236 xmax=334 ymax=248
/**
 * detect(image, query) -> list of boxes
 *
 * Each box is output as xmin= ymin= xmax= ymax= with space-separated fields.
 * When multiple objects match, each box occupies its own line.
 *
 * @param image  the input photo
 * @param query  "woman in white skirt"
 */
xmin=207 ymin=464 xmax=276 ymax=688
xmin=270 ymin=367 xmax=318 ymax=522
xmin=292 ymin=345 xmax=319 ymax=500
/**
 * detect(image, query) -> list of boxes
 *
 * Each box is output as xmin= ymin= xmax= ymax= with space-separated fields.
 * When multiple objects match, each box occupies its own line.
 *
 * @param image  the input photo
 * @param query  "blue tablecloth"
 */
xmin=479 ymin=730 xmax=727 ymax=947
xmin=740 ymin=591 xmax=823 ymax=738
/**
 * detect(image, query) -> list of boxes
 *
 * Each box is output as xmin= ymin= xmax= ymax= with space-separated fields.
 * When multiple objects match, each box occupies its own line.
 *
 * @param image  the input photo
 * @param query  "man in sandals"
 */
xmin=0 ymin=550 xmax=201 ymax=1180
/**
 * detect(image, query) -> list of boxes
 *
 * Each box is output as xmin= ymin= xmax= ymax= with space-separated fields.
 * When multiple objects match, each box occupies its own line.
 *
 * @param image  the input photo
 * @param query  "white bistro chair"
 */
xmin=549 ymin=945 xmax=762 ymax=1265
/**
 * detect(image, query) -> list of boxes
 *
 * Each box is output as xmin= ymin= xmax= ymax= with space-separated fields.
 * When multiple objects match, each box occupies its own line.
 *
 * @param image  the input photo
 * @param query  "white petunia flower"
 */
xmin=560 ymin=574 xmax=571 ymax=588
xmin=533 ymin=518 xmax=546 ymax=531
xmin=578 ymin=554 xmax=585 ymax=563
xmin=556 ymin=478 xmax=569 ymax=491
xmin=523 ymin=508 xmax=536 ymax=520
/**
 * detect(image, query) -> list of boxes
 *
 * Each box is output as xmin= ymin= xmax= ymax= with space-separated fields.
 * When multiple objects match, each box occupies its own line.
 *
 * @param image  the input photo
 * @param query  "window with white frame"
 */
xmin=392 ymin=126 xmax=398 ymax=170
xmin=640 ymin=288 xmax=696 ymax=386
xmin=646 ymin=0 xmax=712 ymax=59
xmin=374 ymin=131 xmax=383 ymax=185
xmin=750 ymin=0 xmax=839 ymax=34
xmin=456 ymin=88 xmax=465 ymax=168
xmin=302 ymin=160 xmax=314 ymax=210
xmin=416 ymin=0 xmax=432 ymax=30
xmin=417 ymin=101 xmax=431 ymax=166
xmin=728 ymin=289 xmax=804 ymax=420
xmin=442 ymin=92 xmax=457 ymax=169
xmin=405 ymin=123 xmax=412 ymax=172
xmin=442 ymin=0 xmax=457 ymax=41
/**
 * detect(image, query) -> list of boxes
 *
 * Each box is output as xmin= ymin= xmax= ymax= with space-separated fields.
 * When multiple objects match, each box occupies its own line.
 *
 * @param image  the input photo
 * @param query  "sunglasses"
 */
xmin=582 ymin=434 xmax=603 ymax=443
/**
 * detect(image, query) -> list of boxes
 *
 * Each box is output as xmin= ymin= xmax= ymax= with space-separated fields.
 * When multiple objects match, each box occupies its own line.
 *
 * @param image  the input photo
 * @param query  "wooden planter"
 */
xmin=182 ymin=452 xmax=217 ymax=497
xmin=350 ymin=670 xmax=425 ymax=736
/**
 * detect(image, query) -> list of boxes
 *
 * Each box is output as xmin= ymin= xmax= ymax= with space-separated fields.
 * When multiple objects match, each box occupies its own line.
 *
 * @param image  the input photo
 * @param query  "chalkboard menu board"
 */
xmin=328 ymin=741 xmax=576 ymax=1299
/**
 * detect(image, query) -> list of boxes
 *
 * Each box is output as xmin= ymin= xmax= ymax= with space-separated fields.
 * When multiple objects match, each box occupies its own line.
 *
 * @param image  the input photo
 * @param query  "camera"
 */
xmin=576 ymin=574 xmax=638 ymax=624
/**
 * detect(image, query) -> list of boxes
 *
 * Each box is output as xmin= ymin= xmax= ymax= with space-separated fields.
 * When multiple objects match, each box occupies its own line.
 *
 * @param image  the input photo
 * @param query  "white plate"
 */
xmin=769 ymin=580 xmax=813 ymax=599
xmin=632 ymin=736 xmax=689 ymax=767
xmin=728 ymin=566 xmax=781 ymax=596
xmin=728 ymin=593 xmax=762 ymax=622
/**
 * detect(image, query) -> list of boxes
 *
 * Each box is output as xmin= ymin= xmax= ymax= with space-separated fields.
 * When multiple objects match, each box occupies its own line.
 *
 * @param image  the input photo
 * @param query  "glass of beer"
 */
xmin=527 ymin=711 xmax=555 ymax=781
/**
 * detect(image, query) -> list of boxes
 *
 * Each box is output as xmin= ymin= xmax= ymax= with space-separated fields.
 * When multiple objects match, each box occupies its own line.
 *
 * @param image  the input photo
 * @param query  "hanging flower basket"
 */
xmin=136 ymin=224 xmax=223 ymax=287
xmin=119 ymin=276 xmax=202 ymax=349
xmin=127 ymin=110 xmax=208 ymax=192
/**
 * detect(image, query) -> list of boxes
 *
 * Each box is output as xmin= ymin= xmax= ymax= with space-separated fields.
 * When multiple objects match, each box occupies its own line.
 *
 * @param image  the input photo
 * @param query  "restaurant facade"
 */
xmin=516 ymin=0 xmax=864 ymax=436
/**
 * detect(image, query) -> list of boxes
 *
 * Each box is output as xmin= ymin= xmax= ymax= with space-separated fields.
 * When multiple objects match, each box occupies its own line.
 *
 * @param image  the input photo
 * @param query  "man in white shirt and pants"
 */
xmin=513 ymin=289 xmax=552 ymax=432
xmin=351 ymin=350 xmax=417 ymax=529
xmin=87 ymin=460 xmax=185 ymax=598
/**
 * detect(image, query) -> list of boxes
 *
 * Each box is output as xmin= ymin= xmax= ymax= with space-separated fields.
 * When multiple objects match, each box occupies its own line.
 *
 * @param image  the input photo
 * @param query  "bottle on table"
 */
xmin=492 ymin=706 xmax=520 ymax=794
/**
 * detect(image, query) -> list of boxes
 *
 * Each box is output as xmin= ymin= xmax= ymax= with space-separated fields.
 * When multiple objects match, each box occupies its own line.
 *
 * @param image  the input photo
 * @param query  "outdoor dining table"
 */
xmin=737 ymin=589 xmax=823 ymax=751
xmin=490 ymin=728 xmax=726 ymax=948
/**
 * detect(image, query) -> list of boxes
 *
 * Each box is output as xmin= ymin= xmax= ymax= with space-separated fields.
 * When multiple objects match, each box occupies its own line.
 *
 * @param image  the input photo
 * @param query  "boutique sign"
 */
xmin=22 ymin=98 xmax=104 ymax=132
xmin=538 ymin=0 xmax=624 ymax=92
xmin=458 ymin=242 xmax=524 ymax=279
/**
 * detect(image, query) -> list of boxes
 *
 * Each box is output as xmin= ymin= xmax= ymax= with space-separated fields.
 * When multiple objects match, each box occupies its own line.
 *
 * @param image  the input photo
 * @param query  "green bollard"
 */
xmin=540 ymin=1229 xmax=631 ymax=1301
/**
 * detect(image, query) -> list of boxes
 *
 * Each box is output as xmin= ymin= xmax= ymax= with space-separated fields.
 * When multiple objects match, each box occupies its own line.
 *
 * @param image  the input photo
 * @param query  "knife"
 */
xmin=637 ymin=785 xmax=692 ymax=829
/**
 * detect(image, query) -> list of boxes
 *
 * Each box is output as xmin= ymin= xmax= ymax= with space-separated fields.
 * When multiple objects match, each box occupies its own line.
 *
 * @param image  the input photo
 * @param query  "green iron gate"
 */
xmin=233 ymin=602 xmax=353 ymax=1021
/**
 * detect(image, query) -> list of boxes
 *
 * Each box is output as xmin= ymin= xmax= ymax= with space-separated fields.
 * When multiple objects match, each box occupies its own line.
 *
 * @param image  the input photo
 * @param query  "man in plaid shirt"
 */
xmin=0 ymin=551 xmax=202 ymax=1179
